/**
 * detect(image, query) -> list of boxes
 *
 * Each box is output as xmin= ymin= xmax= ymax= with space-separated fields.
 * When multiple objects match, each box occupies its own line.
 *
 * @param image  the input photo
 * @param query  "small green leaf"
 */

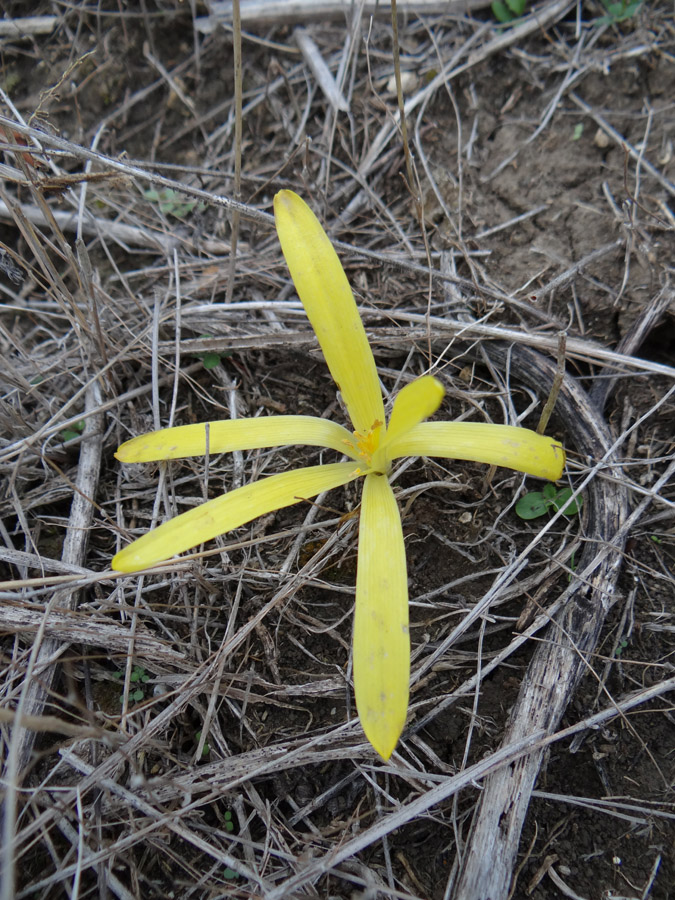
xmin=491 ymin=1 xmax=513 ymax=22
xmin=131 ymin=688 xmax=144 ymax=702
xmin=515 ymin=492 xmax=550 ymax=519
xmin=193 ymin=336 xmax=231 ymax=370
xmin=492 ymin=0 xmax=527 ymax=22
xmin=597 ymin=0 xmax=642 ymax=23
xmin=144 ymin=187 xmax=204 ymax=219
xmin=60 ymin=420 xmax=85 ymax=442
xmin=202 ymin=351 xmax=221 ymax=370
xmin=195 ymin=730 xmax=211 ymax=757
xmin=551 ymin=487 xmax=583 ymax=516
xmin=223 ymin=868 xmax=238 ymax=879
xmin=517 ymin=484 xmax=583 ymax=521
xmin=572 ymin=123 xmax=584 ymax=141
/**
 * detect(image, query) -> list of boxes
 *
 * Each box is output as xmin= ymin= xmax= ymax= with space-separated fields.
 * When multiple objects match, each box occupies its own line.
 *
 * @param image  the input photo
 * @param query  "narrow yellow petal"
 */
xmin=384 ymin=376 xmax=445 ymax=445
xmin=386 ymin=422 xmax=565 ymax=481
xmin=115 ymin=416 xmax=359 ymax=463
xmin=274 ymin=190 xmax=385 ymax=436
xmin=112 ymin=462 xmax=359 ymax=572
xmin=353 ymin=473 xmax=409 ymax=759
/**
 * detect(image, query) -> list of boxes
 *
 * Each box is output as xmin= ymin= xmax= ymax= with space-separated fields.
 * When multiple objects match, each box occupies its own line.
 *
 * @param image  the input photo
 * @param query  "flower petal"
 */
xmin=353 ymin=472 xmax=409 ymax=760
xmin=274 ymin=190 xmax=385 ymax=437
xmin=384 ymin=376 xmax=445 ymax=445
xmin=112 ymin=461 xmax=360 ymax=572
xmin=115 ymin=416 xmax=359 ymax=463
xmin=386 ymin=422 xmax=565 ymax=480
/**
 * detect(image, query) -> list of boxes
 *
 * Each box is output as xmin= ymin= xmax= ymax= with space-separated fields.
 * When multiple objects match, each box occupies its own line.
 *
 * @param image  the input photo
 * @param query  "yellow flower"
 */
xmin=112 ymin=190 xmax=565 ymax=760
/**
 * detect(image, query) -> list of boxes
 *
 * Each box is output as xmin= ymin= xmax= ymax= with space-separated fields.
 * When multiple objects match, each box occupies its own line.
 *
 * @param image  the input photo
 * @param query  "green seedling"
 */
xmin=491 ymin=0 xmax=528 ymax=24
xmin=113 ymin=664 xmax=150 ymax=704
xmin=193 ymin=335 xmax=232 ymax=371
xmin=614 ymin=638 xmax=629 ymax=657
xmin=597 ymin=0 xmax=642 ymax=24
xmin=516 ymin=482 xmax=583 ymax=520
xmin=202 ymin=352 xmax=221 ymax=370
xmin=572 ymin=123 xmax=584 ymax=141
xmin=60 ymin=420 xmax=85 ymax=443
xmin=222 ymin=810 xmax=238 ymax=876
xmin=143 ymin=187 xmax=205 ymax=219
xmin=195 ymin=730 xmax=211 ymax=758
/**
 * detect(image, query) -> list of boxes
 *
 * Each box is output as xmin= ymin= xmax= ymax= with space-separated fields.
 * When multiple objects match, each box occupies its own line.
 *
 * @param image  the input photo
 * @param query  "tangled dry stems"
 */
xmin=0 ymin=1 xmax=673 ymax=898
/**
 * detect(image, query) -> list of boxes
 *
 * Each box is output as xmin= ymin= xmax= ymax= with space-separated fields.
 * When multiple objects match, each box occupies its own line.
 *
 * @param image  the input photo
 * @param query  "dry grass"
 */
xmin=1 ymin=2 xmax=674 ymax=898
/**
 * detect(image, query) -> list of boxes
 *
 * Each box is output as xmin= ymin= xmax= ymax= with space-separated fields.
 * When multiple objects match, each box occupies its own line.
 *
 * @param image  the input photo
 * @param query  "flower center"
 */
xmin=344 ymin=420 xmax=389 ymax=474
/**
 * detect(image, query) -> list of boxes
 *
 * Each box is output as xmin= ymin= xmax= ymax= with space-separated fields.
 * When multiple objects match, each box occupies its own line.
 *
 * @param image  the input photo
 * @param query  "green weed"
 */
xmin=516 ymin=482 xmax=583 ymax=520
xmin=113 ymin=664 xmax=150 ymax=704
xmin=143 ymin=187 xmax=205 ymax=219
xmin=597 ymin=0 xmax=643 ymax=25
xmin=60 ymin=420 xmax=85 ymax=443
xmin=491 ymin=0 xmax=528 ymax=23
xmin=195 ymin=730 xmax=211 ymax=758
xmin=193 ymin=335 xmax=231 ymax=370
xmin=614 ymin=638 xmax=629 ymax=657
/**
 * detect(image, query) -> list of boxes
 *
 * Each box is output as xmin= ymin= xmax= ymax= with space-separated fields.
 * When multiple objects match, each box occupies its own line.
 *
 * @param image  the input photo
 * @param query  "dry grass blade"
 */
xmin=200 ymin=0 xmax=494 ymax=29
xmin=2 ymin=383 xmax=104 ymax=897
xmin=0 ymin=16 xmax=59 ymax=37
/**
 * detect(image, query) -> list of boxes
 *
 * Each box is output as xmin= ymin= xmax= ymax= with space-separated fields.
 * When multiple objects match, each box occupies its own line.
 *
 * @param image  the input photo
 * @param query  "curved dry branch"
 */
xmin=454 ymin=343 xmax=630 ymax=900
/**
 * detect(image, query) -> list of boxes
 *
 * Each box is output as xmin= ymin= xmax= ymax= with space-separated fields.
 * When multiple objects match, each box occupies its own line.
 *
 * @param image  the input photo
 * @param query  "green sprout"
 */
xmin=516 ymin=482 xmax=582 ymax=520
xmin=195 ymin=730 xmax=211 ymax=758
xmin=491 ymin=0 xmax=528 ymax=24
xmin=60 ymin=420 xmax=85 ymax=443
xmin=113 ymin=664 xmax=150 ymax=704
xmin=614 ymin=638 xmax=629 ymax=657
xmin=193 ymin=335 xmax=231 ymax=371
xmin=596 ymin=0 xmax=643 ymax=25
xmin=201 ymin=352 xmax=221 ymax=370
xmin=143 ymin=187 xmax=205 ymax=219
xmin=222 ymin=810 xmax=238 ymax=876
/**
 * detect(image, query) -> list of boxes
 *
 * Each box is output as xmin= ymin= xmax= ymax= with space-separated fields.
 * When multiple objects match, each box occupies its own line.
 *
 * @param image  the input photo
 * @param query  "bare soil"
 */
xmin=0 ymin=2 xmax=673 ymax=899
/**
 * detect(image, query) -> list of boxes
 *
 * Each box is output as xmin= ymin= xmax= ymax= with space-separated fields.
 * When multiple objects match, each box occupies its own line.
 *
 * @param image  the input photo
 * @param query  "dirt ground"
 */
xmin=0 ymin=1 xmax=674 ymax=898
